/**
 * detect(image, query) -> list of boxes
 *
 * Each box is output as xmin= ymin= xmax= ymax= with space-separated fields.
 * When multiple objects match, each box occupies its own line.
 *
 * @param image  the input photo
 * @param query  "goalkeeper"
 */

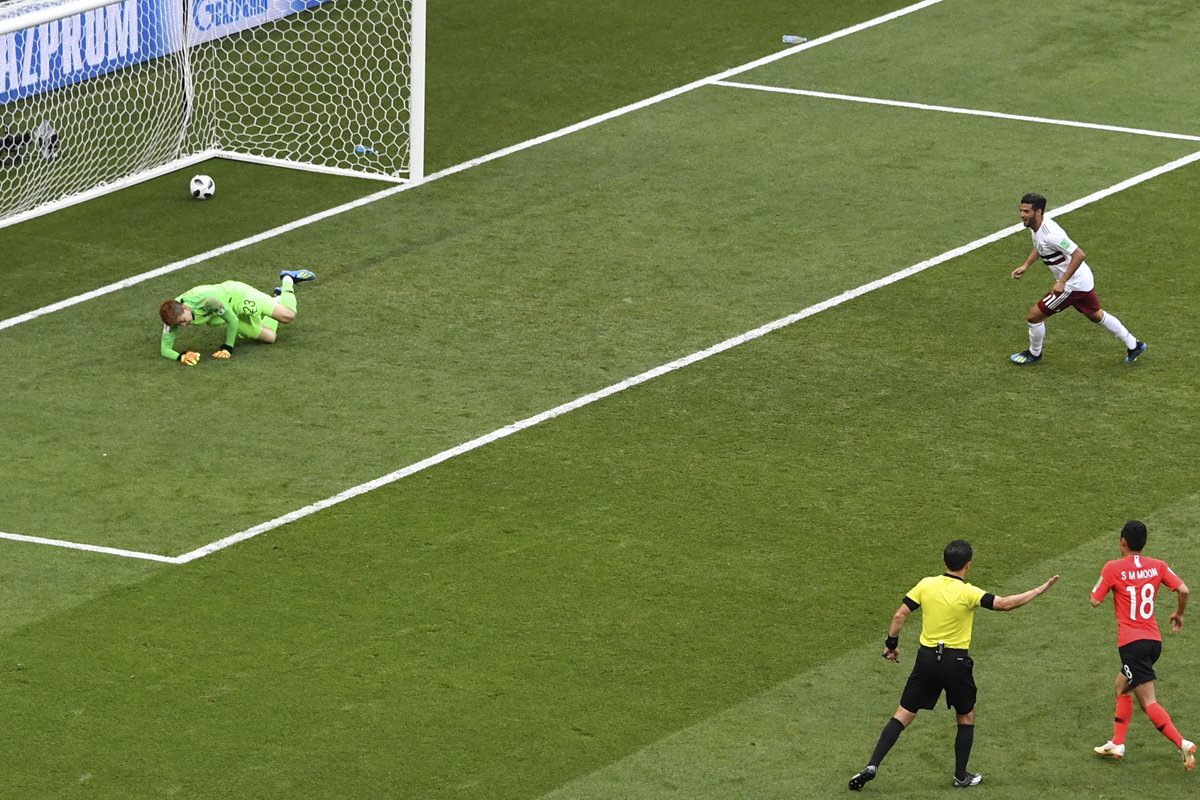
xmin=159 ymin=269 xmax=315 ymax=364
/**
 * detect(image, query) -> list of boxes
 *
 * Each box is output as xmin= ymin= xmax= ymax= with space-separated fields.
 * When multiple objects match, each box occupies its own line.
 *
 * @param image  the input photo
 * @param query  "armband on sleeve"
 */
xmin=902 ymin=596 xmax=920 ymax=611
xmin=980 ymin=592 xmax=996 ymax=610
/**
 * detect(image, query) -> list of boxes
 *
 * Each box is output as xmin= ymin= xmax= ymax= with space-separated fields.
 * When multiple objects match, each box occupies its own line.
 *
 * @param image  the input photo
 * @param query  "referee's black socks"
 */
xmin=868 ymin=717 xmax=906 ymax=767
xmin=954 ymin=723 xmax=975 ymax=779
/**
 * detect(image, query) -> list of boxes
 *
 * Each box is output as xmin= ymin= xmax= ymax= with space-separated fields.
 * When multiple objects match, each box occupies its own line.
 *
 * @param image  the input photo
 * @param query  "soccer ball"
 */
xmin=190 ymin=174 xmax=215 ymax=200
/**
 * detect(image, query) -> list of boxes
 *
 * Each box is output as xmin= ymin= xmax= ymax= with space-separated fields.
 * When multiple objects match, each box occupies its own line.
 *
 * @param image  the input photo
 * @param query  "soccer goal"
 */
xmin=0 ymin=0 xmax=425 ymax=228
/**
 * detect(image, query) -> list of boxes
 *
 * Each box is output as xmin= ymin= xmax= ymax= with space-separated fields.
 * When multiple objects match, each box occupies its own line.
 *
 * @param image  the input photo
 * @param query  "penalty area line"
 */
xmin=4 ymin=152 xmax=1198 ymax=564
xmin=0 ymin=530 xmax=181 ymax=564
xmin=173 ymin=147 xmax=1200 ymax=564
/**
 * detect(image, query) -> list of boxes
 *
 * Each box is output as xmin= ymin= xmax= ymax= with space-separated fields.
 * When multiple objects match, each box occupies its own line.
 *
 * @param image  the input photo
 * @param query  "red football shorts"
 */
xmin=1037 ymin=288 xmax=1101 ymax=317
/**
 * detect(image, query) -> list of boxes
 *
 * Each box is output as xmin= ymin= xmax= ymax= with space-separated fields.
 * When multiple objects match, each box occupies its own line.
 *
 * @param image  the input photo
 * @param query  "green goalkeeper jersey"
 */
xmin=160 ymin=283 xmax=243 ymax=359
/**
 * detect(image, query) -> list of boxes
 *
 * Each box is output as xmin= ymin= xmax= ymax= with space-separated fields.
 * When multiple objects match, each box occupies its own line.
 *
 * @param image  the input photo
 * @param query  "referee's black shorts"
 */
xmin=900 ymin=645 xmax=976 ymax=715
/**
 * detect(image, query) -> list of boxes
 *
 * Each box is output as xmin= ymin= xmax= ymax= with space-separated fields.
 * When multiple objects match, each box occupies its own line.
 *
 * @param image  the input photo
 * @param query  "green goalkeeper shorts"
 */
xmin=220 ymin=281 xmax=280 ymax=340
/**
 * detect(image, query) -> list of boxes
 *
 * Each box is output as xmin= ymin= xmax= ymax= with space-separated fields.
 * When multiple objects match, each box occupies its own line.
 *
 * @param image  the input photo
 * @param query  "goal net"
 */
xmin=0 ymin=0 xmax=424 ymax=228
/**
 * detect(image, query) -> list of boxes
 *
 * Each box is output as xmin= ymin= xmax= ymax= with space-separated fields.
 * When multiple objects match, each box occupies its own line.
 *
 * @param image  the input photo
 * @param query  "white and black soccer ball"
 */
xmin=190 ymin=174 xmax=215 ymax=200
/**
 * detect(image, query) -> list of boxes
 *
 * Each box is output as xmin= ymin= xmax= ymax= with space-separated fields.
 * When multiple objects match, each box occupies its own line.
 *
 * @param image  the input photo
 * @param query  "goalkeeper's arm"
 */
xmin=206 ymin=300 xmax=239 ymax=358
xmin=160 ymin=324 xmax=182 ymax=360
xmin=160 ymin=325 xmax=199 ymax=364
xmin=199 ymin=299 xmax=240 ymax=351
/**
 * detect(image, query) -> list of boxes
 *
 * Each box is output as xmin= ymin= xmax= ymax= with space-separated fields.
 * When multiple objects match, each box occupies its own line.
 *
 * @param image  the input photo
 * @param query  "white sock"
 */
xmin=1028 ymin=321 xmax=1046 ymax=356
xmin=1099 ymin=311 xmax=1137 ymax=349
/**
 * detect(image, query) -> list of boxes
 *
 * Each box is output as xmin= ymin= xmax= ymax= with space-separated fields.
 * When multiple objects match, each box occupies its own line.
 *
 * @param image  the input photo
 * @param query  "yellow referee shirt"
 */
xmin=906 ymin=574 xmax=989 ymax=649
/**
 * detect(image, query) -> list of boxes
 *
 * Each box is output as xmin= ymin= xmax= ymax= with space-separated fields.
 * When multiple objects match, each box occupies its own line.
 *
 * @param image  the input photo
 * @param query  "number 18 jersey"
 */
xmin=1092 ymin=554 xmax=1182 ymax=646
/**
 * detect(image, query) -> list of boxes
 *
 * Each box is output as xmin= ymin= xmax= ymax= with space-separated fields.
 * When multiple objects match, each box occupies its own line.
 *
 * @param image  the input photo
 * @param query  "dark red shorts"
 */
xmin=1037 ymin=288 xmax=1101 ymax=317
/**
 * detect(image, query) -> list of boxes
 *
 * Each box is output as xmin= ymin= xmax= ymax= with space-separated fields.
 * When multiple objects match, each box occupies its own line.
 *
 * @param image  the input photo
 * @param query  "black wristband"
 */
xmin=177 ymin=352 xmax=184 ymax=361
xmin=884 ymin=636 xmax=899 ymax=650
xmin=217 ymin=344 xmax=233 ymax=353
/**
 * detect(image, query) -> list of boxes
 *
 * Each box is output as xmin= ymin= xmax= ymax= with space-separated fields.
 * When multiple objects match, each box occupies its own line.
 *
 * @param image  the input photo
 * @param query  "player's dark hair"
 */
xmin=1021 ymin=192 xmax=1047 ymax=211
xmin=1121 ymin=520 xmax=1148 ymax=552
xmin=159 ymin=299 xmax=186 ymax=326
xmin=944 ymin=539 xmax=973 ymax=571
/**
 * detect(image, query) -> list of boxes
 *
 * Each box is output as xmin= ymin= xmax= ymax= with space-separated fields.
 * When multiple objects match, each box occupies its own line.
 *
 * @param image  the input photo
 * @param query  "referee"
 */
xmin=848 ymin=540 xmax=1059 ymax=790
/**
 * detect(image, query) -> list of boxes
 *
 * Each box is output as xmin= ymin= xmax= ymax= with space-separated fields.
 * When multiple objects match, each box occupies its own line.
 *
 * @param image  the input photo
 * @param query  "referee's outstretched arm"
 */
xmin=991 ymin=574 xmax=1060 ymax=611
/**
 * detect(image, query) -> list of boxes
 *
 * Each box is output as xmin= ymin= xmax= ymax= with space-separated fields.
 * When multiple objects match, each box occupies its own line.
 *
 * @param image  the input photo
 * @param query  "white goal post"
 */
xmin=0 ymin=0 xmax=425 ymax=228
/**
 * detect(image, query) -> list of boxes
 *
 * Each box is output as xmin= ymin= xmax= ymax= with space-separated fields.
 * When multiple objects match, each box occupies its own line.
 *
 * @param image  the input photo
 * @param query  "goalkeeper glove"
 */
xmin=212 ymin=345 xmax=233 ymax=360
xmin=179 ymin=351 xmax=201 ymax=366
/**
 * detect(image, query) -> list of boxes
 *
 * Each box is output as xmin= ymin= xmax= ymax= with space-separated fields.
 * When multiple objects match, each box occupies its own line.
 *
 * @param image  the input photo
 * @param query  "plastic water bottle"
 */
xmin=354 ymin=144 xmax=374 ymax=155
xmin=782 ymin=35 xmax=808 ymax=44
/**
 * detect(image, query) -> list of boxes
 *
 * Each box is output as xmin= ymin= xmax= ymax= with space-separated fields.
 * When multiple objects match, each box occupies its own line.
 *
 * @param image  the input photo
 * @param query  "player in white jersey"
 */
xmin=1008 ymin=193 xmax=1146 ymax=365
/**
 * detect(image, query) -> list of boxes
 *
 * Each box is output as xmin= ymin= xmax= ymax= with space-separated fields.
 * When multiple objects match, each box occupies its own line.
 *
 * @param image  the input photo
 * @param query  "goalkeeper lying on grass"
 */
xmin=159 ymin=269 xmax=315 ymax=364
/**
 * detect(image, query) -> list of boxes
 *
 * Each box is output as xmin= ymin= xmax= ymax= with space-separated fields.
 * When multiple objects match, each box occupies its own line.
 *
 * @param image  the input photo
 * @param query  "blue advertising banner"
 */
xmin=0 ymin=0 xmax=330 ymax=105
xmin=0 ymin=0 xmax=180 ymax=104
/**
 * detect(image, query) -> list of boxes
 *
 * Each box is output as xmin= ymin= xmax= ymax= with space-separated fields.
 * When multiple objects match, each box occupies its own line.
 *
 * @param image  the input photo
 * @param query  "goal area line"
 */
xmin=6 ymin=147 xmax=1199 ymax=564
xmin=712 ymin=81 xmax=1200 ymax=143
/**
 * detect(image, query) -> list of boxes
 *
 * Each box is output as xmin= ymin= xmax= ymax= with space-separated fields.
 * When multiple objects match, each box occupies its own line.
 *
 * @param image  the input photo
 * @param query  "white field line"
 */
xmin=713 ymin=81 xmax=1200 ymax=142
xmin=0 ymin=0 xmax=946 ymax=335
xmin=6 ymin=147 xmax=1199 ymax=563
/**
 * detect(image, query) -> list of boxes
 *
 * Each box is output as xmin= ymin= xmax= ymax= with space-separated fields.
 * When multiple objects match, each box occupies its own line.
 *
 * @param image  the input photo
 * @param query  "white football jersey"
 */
xmin=1032 ymin=217 xmax=1094 ymax=291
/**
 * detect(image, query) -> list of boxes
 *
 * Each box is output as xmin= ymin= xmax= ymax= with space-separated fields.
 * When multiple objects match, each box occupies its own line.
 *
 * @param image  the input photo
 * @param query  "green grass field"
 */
xmin=1 ymin=0 xmax=1199 ymax=797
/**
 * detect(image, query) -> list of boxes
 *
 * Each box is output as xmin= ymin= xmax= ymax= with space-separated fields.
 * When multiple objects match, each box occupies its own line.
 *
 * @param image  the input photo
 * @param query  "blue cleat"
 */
xmin=1124 ymin=341 xmax=1147 ymax=364
xmin=1010 ymin=349 xmax=1042 ymax=365
xmin=279 ymin=268 xmax=316 ymax=284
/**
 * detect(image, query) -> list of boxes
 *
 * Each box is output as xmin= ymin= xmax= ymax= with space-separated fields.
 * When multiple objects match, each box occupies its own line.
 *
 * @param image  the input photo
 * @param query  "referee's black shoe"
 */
xmin=848 ymin=765 xmax=876 ymax=790
xmin=952 ymin=771 xmax=982 ymax=788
